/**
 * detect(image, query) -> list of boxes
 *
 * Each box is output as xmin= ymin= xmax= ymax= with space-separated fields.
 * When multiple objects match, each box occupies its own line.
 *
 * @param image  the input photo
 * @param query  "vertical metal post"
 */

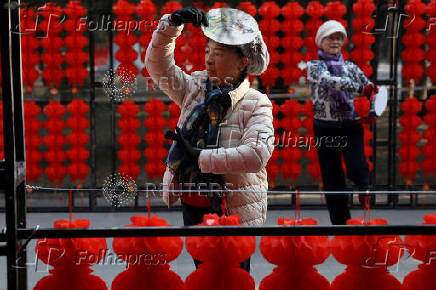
xmin=1 ymin=0 xmax=27 ymax=289
xmin=89 ymin=0 xmax=97 ymax=209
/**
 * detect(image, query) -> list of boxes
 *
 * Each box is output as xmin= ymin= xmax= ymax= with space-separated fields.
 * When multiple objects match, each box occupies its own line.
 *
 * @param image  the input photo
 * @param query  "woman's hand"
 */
xmin=362 ymin=83 xmax=379 ymax=98
xmin=170 ymin=7 xmax=208 ymax=27
xmin=163 ymin=191 xmax=179 ymax=208
xmin=165 ymin=127 xmax=201 ymax=163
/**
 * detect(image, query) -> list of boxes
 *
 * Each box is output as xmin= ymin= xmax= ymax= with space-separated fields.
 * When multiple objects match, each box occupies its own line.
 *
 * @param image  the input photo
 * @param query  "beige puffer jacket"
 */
xmin=145 ymin=14 xmax=274 ymax=226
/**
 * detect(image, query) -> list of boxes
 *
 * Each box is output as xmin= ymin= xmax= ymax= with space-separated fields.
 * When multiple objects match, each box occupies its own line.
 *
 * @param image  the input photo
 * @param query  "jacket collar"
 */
xmin=193 ymin=70 xmax=250 ymax=110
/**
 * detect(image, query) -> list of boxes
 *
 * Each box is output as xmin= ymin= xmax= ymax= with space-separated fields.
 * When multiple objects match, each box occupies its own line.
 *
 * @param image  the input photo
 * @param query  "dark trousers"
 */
xmin=181 ymin=202 xmax=251 ymax=272
xmin=314 ymin=122 xmax=370 ymax=225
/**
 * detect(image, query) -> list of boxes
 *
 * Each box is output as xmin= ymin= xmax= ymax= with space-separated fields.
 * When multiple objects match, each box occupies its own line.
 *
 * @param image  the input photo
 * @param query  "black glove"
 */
xmin=170 ymin=7 xmax=208 ymax=27
xmin=165 ymin=127 xmax=201 ymax=161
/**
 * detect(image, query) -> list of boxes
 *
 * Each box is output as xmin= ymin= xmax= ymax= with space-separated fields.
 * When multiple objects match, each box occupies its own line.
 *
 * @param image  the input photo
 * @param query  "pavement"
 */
xmin=0 ymin=208 xmax=435 ymax=289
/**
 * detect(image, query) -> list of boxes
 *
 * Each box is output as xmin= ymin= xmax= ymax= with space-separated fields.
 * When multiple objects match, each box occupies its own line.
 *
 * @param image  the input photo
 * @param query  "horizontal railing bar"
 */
xmin=0 ymin=225 xmax=435 ymax=241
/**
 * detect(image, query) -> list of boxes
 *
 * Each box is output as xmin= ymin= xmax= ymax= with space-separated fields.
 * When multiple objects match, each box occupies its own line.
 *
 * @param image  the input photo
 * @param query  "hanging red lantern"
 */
xmin=281 ymin=2 xmax=304 ymax=86
xmin=34 ymin=218 xmax=107 ymax=289
xmin=260 ymin=218 xmax=330 ymax=290
xmin=422 ymin=96 xmax=436 ymax=177
xmin=304 ymin=1 xmax=325 ymax=63
xmin=331 ymin=218 xmax=403 ymax=290
xmin=111 ymin=215 xmax=184 ymax=290
xmin=118 ymin=100 xmax=141 ymax=180
xmin=185 ymin=214 xmax=256 ymax=290
xmin=64 ymin=0 xmax=88 ymax=89
xmin=402 ymin=214 xmax=436 ymax=290
xmin=20 ymin=8 xmax=39 ymax=93
xmin=398 ymin=97 xmax=422 ymax=184
xmin=39 ymin=3 xmax=64 ymax=88
xmin=66 ymin=100 xmax=90 ymax=183
xmin=24 ymin=102 xmax=43 ymax=182
xmin=325 ymin=1 xmax=347 ymax=28
xmin=301 ymin=101 xmax=322 ymax=183
xmin=236 ymin=1 xmax=257 ymax=16
xmin=426 ymin=2 xmax=436 ymax=83
xmin=114 ymin=0 xmax=138 ymax=77
xmin=138 ymin=0 xmax=157 ymax=78
xmin=402 ymin=0 xmax=426 ymax=83
xmin=43 ymin=101 xmax=67 ymax=185
xmin=354 ymin=96 xmax=374 ymax=171
xmin=144 ymin=99 xmax=167 ymax=180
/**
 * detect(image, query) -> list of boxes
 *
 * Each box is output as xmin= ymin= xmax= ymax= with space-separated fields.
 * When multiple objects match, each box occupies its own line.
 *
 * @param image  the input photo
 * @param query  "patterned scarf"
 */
xmin=166 ymin=78 xmax=238 ymax=214
xmin=318 ymin=49 xmax=354 ymax=121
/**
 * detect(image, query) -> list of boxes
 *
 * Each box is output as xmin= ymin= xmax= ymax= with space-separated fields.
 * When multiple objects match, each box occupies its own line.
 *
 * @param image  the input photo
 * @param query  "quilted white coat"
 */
xmin=145 ymin=14 xmax=274 ymax=225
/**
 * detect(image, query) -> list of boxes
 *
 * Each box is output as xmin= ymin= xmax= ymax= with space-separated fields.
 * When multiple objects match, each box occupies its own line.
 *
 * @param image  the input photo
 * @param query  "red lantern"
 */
xmin=258 ymin=2 xmax=280 ymax=18
xmin=34 ymin=218 xmax=107 ymax=290
xmin=20 ymin=8 xmax=39 ymax=92
xmin=331 ymin=218 xmax=403 ymax=290
xmin=111 ymin=215 xmax=184 ymax=290
xmin=64 ymin=0 xmax=88 ymax=88
xmin=185 ymin=214 xmax=256 ymax=290
xmin=114 ymin=0 xmax=138 ymax=77
xmin=398 ymin=98 xmax=422 ymax=184
xmin=426 ymin=2 xmax=436 ymax=83
xmin=39 ymin=3 xmax=64 ymax=88
xmin=24 ymin=102 xmax=43 ymax=182
xmin=260 ymin=218 xmax=330 ymax=290
xmin=43 ymin=101 xmax=67 ymax=184
xmin=118 ymin=100 xmax=141 ymax=180
xmin=138 ymin=0 xmax=158 ymax=76
xmin=304 ymin=2 xmax=324 ymax=62
xmin=402 ymin=214 xmax=436 ymax=290
xmin=301 ymin=101 xmax=322 ymax=182
xmin=422 ymin=96 xmax=436 ymax=177
xmin=144 ymin=99 xmax=167 ymax=180
xmin=236 ymin=2 xmax=257 ymax=16
xmin=66 ymin=100 xmax=90 ymax=182
xmin=354 ymin=97 xmax=374 ymax=170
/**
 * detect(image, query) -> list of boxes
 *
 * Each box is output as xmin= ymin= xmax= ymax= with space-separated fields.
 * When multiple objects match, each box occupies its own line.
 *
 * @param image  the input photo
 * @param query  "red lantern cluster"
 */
xmin=325 ymin=1 xmax=348 ymax=59
xmin=118 ymin=100 xmax=141 ymax=179
xmin=279 ymin=100 xmax=302 ymax=182
xmin=168 ymin=102 xmax=181 ymax=131
xmin=422 ymin=96 xmax=436 ymax=177
xmin=20 ymin=8 xmax=39 ymax=93
xmin=113 ymin=0 xmax=138 ymax=76
xmin=144 ymin=99 xmax=167 ymax=179
xmin=111 ymin=215 xmax=184 ymax=290
xmin=402 ymin=0 xmax=426 ymax=83
xmin=138 ymin=0 xmax=158 ymax=79
xmin=259 ymin=2 xmax=280 ymax=89
xmin=280 ymin=2 xmax=304 ymax=86
xmin=34 ymin=219 xmax=107 ymax=290
xmin=24 ymin=102 xmax=43 ymax=182
xmin=331 ymin=218 xmax=403 ymax=290
xmin=354 ymin=97 xmax=374 ymax=171
xmin=43 ymin=101 xmax=67 ymax=185
xmin=188 ymin=25 xmax=206 ymax=72
xmin=266 ymin=100 xmax=280 ymax=187
xmin=66 ymin=100 xmax=90 ymax=183
xmin=185 ymin=214 xmax=256 ymax=290
xmin=402 ymin=214 xmax=436 ymax=290
xmin=40 ymin=3 xmax=64 ymax=88
xmin=426 ymin=2 xmax=436 ymax=83
xmin=302 ymin=101 xmax=322 ymax=183
xmin=398 ymin=98 xmax=422 ymax=185
xmin=64 ymin=0 xmax=88 ymax=89
xmin=236 ymin=1 xmax=257 ymax=16
xmin=260 ymin=218 xmax=330 ymax=290
xmin=351 ymin=0 xmax=376 ymax=77
xmin=304 ymin=1 xmax=324 ymax=62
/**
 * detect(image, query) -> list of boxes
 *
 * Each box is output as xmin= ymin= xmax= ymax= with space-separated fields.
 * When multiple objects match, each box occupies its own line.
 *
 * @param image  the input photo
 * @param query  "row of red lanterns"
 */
xmin=33 ymin=213 xmax=436 ymax=289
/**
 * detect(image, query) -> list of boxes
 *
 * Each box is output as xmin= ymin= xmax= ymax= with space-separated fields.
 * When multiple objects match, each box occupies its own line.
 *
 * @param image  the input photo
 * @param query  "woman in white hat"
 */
xmin=145 ymin=7 xmax=274 ymax=271
xmin=306 ymin=20 xmax=378 ymax=225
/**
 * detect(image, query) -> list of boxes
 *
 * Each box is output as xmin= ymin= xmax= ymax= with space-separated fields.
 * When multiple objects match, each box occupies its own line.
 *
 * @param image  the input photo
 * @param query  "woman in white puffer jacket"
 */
xmin=144 ymin=7 xmax=274 ymax=229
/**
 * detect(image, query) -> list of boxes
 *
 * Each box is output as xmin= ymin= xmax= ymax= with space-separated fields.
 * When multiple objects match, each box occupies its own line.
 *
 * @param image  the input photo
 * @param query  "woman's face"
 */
xmin=205 ymin=39 xmax=248 ymax=86
xmin=321 ymin=32 xmax=345 ymax=55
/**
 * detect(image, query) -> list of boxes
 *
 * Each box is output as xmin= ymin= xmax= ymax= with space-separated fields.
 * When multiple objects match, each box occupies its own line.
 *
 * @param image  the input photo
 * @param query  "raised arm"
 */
xmin=198 ymin=94 xmax=274 ymax=174
xmin=144 ymin=14 xmax=196 ymax=107
xmin=307 ymin=61 xmax=364 ymax=94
